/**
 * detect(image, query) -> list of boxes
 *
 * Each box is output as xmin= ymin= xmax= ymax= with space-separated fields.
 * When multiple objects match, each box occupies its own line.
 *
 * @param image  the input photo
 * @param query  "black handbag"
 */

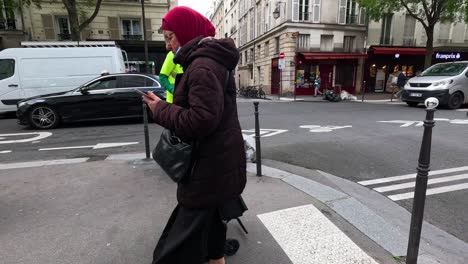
xmin=152 ymin=70 xmax=231 ymax=182
xmin=152 ymin=129 xmax=193 ymax=182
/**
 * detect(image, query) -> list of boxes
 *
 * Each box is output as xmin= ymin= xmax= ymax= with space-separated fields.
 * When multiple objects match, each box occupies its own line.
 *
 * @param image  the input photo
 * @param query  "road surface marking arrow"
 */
xmin=299 ymin=125 xmax=352 ymax=132
xmin=377 ymin=120 xmax=424 ymax=127
xmin=0 ymin=132 xmax=52 ymax=144
xmin=39 ymin=142 xmax=139 ymax=151
xmin=242 ymin=129 xmax=288 ymax=137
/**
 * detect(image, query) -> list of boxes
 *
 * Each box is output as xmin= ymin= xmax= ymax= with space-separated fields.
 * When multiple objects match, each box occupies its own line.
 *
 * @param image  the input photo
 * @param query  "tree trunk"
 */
xmin=62 ymin=0 xmax=81 ymax=41
xmin=424 ymin=27 xmax=434 ymax=69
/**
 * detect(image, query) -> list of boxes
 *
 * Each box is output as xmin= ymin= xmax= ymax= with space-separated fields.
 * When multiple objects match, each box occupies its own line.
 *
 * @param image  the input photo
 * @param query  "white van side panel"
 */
xmin=20 ymin=57 xmax=113 ymax=97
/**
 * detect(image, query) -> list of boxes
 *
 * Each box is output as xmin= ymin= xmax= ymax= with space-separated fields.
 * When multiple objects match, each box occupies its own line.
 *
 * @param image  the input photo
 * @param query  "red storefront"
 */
xmin=295 ymin=52 xmax=367 ymax=95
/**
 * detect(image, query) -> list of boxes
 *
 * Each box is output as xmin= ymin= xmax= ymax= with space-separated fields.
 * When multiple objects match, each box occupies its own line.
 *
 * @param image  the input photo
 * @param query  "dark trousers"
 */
xmin=152 ymin=204 xmax=227 ymax=264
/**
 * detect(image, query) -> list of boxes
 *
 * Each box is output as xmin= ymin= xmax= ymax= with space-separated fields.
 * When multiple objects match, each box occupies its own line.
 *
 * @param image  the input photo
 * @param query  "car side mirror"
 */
xmin=80 ymin=86 xmax=89 ymax=94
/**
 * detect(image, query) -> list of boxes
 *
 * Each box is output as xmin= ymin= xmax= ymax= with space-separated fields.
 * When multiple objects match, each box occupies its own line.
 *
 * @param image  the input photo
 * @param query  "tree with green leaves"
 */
xmin=356 ymin=0 xmax=468 ymax=69
xmin=22 ymin=0 xmax=104 ymax=41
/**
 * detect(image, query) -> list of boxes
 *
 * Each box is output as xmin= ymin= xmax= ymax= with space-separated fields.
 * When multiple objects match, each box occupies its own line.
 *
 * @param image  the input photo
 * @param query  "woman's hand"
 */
xmin=143 ymin=91 xmax=163 ymax=114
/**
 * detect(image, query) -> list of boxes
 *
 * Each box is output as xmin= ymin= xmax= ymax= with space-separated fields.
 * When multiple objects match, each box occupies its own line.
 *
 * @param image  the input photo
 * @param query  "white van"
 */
xmin=0 ymin=46 xmax=126 ymax=114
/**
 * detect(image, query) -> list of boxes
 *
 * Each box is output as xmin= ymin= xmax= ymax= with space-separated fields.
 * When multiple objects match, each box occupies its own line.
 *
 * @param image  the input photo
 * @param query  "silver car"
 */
xmin=402 ymin=61 xmax=468 ymax=109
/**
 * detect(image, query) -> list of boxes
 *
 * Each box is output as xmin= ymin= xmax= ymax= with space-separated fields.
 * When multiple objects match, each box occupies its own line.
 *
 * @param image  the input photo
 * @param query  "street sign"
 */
xmin=278 ymin=58 xmax=285 ymax=70
xmin=279 ymin=52 xmax=285 ymax=59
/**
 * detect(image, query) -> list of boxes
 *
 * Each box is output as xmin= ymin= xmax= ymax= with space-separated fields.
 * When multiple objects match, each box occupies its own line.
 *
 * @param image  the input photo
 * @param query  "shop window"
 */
xmin=335 ymin=64 xmax=354 ymax=88
xmin=320 ymin=35 xmax=333 ymax=52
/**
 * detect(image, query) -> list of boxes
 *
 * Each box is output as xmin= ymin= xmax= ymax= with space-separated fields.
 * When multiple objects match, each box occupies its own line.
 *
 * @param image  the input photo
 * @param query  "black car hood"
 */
xmin=20 ymin=90 xmax=76 ymax=102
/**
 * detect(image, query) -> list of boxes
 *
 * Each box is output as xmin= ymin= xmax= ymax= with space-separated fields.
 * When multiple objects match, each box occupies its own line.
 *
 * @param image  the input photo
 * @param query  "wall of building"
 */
xmin=23 ymin=1 xmax=168 ymax=42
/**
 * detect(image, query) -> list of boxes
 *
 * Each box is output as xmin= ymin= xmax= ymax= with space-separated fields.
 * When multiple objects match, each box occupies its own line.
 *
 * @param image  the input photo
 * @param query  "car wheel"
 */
xmin=448 ymin=92 xmax=464 ymax=109
xmin=29 ymin=105 xmax=60 ymax=129
xmin=406 ymin=102 xmax=419 ymax=107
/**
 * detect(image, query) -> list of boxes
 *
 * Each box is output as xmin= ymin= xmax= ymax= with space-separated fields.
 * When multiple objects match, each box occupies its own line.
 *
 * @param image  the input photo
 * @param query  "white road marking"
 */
xmin=241 ymin=129 xmax=288 ymax=137
xmin=0 ymin=158 xmax=89 ymax=170
xmin=0 ymin=132 xmax=52 ymax=144
xmin=455 ymin=109 xmax=468 ymax=112
xmin=358 ymin=166 xmax=468 ymax=186
xmin=377 ymin=120 xmax=424 ymax=127
xmin=0 ymin=150 xmax=12 ymax=154
xmin=258 ymin=204 xmax=377 ymax=264
xmin=388 ymin=183 xmax=468 ymax=201
xmin=39 ymin=142 xmax=139 ymax=151
xmin=374 ymin=173 xmax=468 ymax=193
xmin=299 ymin=125 xmax=352 ymax=133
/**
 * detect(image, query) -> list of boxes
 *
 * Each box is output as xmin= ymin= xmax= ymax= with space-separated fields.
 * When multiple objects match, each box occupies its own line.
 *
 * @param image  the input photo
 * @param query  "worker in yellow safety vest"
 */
xmin=159 ymin=49 xmax=184 ymax=103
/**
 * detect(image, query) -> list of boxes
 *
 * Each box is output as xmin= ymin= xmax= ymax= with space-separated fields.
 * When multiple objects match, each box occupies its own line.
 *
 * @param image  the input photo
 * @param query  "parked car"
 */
xmin=402 ymin=61 xmax=468 ymax=109
xmin=17 ymin=73 xmax=165 ymax=129
xmin=0 ymin=45 xmax=126 ymax=115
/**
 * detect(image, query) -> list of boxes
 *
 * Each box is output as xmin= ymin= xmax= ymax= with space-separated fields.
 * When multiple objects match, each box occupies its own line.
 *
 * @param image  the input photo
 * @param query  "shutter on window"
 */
xmin=313 ymin=0 xmax=320 ymax=23
xmin=292 ymin=0 xmax=299 ymax=22
xmin=145 ymin=18 xmax=152 ymax=40
xmin=338 ymin=0 xmax=346 ymax=24
xmin=41 ymin=14 xmax=55 ymax=40
xmin=108 ymin=17 xmax=120 ymax=40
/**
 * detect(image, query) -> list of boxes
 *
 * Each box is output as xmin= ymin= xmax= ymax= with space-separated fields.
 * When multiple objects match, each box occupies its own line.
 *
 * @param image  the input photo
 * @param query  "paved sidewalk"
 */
xmin=0 ymin=155 xmax=396 ymax=264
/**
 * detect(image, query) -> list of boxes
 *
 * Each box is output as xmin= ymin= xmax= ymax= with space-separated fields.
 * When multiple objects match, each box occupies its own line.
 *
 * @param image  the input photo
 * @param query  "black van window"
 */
xmin=0 ymin=59 xmax=15 ymax=80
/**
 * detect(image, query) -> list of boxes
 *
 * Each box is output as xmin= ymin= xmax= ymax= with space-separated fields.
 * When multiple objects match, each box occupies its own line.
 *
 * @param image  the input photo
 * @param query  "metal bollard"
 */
xmin=361 ymin=80 xmax=366 ymax=102
xmin=406 ymin=98 xmax=439 ymax=264
xmin=142 ymin=102 xmax=151 ymax=159
xmin=254 ymin=102 xmax=262 ymax=176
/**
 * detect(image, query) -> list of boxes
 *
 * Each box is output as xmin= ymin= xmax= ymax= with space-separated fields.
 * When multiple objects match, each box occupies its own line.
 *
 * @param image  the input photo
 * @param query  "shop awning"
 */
xmin=300 ymin=53 xmax=368 ymax=60
xmin=371 ymin=47 xmax=426 ymax=55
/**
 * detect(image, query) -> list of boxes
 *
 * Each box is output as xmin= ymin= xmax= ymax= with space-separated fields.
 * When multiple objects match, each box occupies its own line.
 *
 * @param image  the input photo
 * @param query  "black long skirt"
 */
xmin=152 ymin=204 xmax=227 ymax=264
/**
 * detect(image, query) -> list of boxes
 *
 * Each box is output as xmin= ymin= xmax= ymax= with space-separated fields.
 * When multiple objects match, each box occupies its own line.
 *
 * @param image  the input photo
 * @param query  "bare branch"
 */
xmin=422 ymin=0 xmax=431 ymax=19
xmin=400 ymin=0 xmax=428 ymax=29
xmin=79 ymin=0 xmax=103 ymax=30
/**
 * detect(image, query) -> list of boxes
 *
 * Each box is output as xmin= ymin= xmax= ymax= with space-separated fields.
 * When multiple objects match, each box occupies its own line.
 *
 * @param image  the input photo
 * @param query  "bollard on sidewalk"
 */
xmin=254 ymin=102 xmax=262 ymax=177
xmin=142 ymin=102 xmax=151 ymax=160
xmin=406 ymin=97 xmax=439 ymax=264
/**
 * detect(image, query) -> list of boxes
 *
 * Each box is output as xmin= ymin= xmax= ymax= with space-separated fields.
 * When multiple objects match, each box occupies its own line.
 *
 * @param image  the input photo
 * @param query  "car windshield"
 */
xmin=420 ymin=63 xmax=468 ymax=77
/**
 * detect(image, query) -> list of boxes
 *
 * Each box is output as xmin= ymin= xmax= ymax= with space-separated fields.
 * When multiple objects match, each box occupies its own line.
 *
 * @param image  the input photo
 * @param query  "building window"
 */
xmin=465 ymin=25 xmax=468 ymax=43
xmin=249 ymin=10 xmax=255 ymax=40
xmin=293 ymin=0 xmax=320 ymax=22
xmin=403 ymin=14 xmax=416 ymax=46
xmin=275 ymin=36 xmax=280 ymax=54
xmin=257 ymin=4 xmax=262 ymax=36
xmin=299 ymin=0 xmax=310 ymax=21
xmin=343 ymin=36 xmax=355 ymax=52
xmin=250 ymin=47 xmax=254 ymax=62
xmin=0 ymin=3 xmax=16 ymax=30
xmin=380 ymin=14 xmax=393 ymax=45
xmin=265 ymin=41 xmax=269 ymax=56
xmin=257 ymin=66 xmax=261 ymax=83
xmin=264 ymin=4 xmax=270 ymax=32
xmin=438 ymin=23 xmax=451 ymax=44
xmin=56 ymin=17 xmax=71 ymax=40
xmin=297 ymin=34 xmax=310 ymax=49
xmin=239 ymin=53 xmax=243 ymax=65
xmin=338 ymin=0 xmax=362 ymax=25
xmin=122 ymin=18 xmax=142 ymax=40
xmin=320 ymin=34 xmax=333 ymax=52
xmin=257 ymin=44 xmax=261 ymax=60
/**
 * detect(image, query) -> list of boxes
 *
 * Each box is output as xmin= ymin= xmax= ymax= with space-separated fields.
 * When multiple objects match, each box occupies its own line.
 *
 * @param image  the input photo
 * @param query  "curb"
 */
xmin=247 ymin=159 xmax=468 ymax=264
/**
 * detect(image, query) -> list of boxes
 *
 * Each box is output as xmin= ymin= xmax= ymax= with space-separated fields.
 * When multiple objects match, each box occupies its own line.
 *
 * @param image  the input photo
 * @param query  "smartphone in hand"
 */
xmin=134 ymin=88 xmax=150 ymax=98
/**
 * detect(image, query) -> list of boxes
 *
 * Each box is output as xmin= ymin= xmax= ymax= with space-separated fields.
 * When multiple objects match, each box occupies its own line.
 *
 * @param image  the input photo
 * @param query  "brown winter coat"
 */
xmin=152 ymin=36 xmax=246 ymax=208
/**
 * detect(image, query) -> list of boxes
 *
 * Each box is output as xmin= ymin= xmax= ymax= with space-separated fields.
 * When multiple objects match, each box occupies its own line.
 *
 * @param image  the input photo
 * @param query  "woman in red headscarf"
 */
xmin=143 ymin=6 xmax=246 ymax=264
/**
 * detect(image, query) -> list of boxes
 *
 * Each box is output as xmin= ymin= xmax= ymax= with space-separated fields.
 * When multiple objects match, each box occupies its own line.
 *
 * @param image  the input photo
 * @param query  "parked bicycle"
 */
xmin=237 ymin=85 xmax=266 ymax=99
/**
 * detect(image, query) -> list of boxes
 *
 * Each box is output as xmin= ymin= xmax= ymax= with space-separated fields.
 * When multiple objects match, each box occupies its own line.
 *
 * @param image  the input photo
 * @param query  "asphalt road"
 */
xmin=1 ymin=99 xmax=468 ymax=244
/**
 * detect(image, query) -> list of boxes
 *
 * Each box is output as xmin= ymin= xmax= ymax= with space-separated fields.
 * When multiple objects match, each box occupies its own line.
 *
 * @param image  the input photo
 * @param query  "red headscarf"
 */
xmin=161 ymin=6 xmax=216 ymax=46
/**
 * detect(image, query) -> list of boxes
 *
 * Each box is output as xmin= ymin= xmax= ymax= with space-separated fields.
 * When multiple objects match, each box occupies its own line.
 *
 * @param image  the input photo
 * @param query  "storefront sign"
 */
xmin=435 ymin=53 xmax=461 ymax=60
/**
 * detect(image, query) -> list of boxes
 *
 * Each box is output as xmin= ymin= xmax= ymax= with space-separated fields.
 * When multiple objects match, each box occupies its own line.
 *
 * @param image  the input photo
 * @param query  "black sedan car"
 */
xmin=17 ymin=73 xmax=165 ymax=129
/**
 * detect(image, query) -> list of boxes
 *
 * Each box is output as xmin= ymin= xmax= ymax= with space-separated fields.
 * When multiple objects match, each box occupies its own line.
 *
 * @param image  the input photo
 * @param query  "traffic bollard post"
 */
xmin=406 ymin=98 xmax=439 ymax=264
xmin=254 ymin=102 xmax=262 ymax=176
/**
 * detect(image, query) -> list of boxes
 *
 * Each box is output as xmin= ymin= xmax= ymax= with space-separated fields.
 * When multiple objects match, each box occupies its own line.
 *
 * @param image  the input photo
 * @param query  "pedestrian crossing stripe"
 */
xmin=357 ymin=166 xmax=468 ymax=201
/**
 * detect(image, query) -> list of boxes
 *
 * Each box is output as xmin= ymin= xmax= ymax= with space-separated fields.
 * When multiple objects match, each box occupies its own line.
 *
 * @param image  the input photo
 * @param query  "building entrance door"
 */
xmin=319 ymin=64 xmax=334 ymax=92
xmin=271 ymin=59 xmax=280 ymax=94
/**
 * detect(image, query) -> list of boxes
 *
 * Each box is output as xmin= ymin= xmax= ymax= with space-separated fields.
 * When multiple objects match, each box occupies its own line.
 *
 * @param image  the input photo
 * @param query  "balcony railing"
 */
xmin=0 ymin=19 xmax=16 ymax=30
xmin=58 ymin=33 xmax=71 ymax=40
xmin=122 ymin=34 xmax=142 ymax=40
xmin=346 ymin=15 xmax=359 ymax=25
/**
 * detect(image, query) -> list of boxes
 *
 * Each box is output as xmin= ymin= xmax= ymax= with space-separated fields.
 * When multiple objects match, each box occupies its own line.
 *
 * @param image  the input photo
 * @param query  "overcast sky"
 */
xmin=177 ymin=0 xmax=214 ymax=18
